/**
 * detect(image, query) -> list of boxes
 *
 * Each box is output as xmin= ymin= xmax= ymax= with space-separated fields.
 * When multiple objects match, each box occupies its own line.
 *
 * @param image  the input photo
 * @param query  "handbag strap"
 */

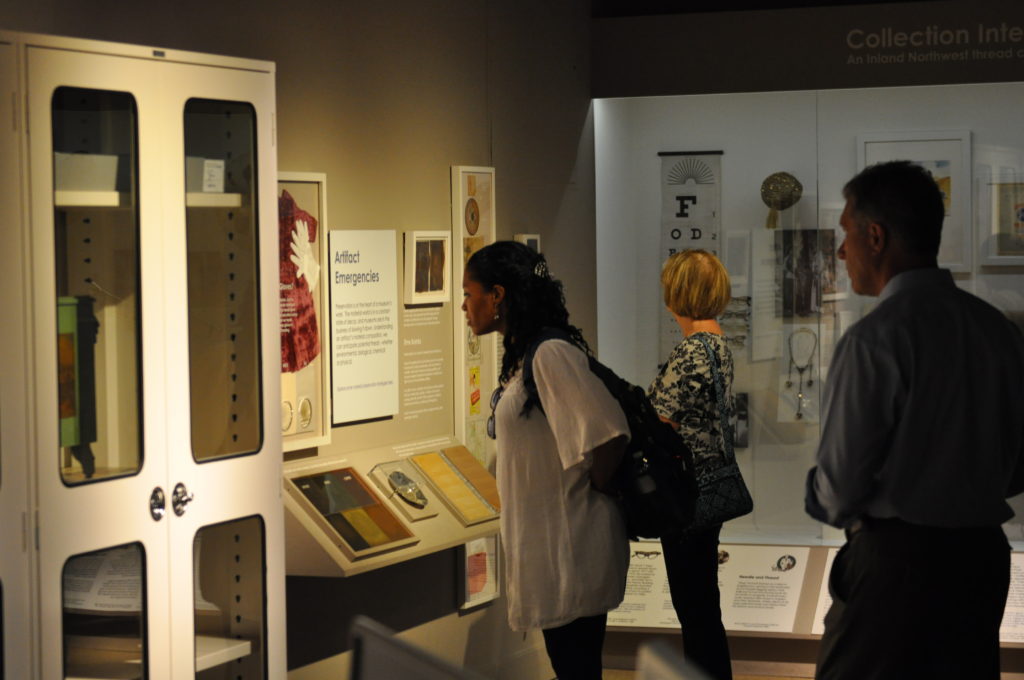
xmin=693 ymin=333 xmax=735 ymax=462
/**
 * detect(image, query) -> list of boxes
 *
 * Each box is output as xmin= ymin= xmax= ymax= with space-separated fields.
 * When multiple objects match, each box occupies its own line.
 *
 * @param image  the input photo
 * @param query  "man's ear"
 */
xmin=866 ymin=221 xmax=887 ymax=254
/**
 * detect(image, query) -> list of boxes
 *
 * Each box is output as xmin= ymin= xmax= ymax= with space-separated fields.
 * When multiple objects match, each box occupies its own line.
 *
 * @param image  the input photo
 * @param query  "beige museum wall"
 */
xmin=0 ymin=1 xmax=593 ymax=678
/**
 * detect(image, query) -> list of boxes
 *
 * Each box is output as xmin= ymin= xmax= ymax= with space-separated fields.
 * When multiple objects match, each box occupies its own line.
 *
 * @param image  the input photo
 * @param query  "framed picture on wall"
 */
xmin=979 ymin=180 xmax=1024 ymax=265
xmin=451 ymin=165 xmax=498 ymax=471
xmin=278 ymin=172 xmax=332 ymax=451
xmin=513 ymin=233 xmax=541 ymax=252
xmin=458 ymin=535 xmax=500 ymax=610
xmin=857 ymin=130 xmax=972 ymax=272
xmin=403 ymin=230 xmax=450 ymax=305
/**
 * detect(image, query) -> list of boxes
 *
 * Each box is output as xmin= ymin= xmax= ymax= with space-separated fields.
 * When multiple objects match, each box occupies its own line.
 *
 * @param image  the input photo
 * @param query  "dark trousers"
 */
xmin=541 ymin=613 xmax=607 ymax=680
xmin=661 ymin=525 xmax=733 ymax=680
xmin=817 ymin=518 xmax=1010 ymax=680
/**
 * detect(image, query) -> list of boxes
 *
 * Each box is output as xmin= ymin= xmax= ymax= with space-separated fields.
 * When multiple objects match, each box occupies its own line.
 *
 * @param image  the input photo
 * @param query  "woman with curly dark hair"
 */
xmin=462 ymin=241 xmax=629 ymax=680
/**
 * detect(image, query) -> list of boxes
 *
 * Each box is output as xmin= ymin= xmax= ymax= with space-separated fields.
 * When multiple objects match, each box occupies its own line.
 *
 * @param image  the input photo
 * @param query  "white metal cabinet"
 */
xmin=6 ymin=31 xmax=285 ymax=680
xmin=0 ymin=36 xmax=36 ymax=680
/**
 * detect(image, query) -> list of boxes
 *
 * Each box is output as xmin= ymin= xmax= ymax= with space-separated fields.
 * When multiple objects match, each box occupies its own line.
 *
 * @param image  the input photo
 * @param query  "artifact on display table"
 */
xmin=411 ymin=446 xmax=500 ymax=526
xmin=290 ymin=467 xmax=417 ymax=558
xmin=369 ymin=460 xmax=440 ymax=522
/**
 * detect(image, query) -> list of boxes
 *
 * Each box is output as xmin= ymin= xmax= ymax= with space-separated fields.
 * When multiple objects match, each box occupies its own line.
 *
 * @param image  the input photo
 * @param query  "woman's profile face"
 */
xmin=462 ymin=270 xmax=503 ymax=336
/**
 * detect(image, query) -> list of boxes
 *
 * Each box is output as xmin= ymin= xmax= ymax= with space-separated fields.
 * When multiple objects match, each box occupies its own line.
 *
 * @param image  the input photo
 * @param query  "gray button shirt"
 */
xmin=806 ymin=268 xmax=1024 ymax=528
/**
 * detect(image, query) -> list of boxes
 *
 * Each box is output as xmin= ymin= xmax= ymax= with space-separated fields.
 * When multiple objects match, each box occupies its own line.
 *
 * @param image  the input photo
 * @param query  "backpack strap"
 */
xmin=521 ymin=327 xmax=573 ymax=415
xmin=693 ymin=333 xmax=736 ymax=462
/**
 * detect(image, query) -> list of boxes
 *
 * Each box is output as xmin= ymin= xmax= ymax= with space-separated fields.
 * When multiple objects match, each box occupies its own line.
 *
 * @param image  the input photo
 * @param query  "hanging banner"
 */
xmin=658 ymin=151 xmax=723 ymax=361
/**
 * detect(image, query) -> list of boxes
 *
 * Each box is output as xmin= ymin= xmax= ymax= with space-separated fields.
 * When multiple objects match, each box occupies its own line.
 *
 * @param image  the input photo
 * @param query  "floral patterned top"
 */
xmin=647 ymin=332 xmax=734 ymax=473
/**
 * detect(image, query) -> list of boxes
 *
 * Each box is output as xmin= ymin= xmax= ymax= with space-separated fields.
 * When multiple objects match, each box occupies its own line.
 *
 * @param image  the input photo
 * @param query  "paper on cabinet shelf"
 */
xmin=186 ymin=156 xmax=225 ymax=193
xmin=63 ymin=546 xmax=142 ymax=613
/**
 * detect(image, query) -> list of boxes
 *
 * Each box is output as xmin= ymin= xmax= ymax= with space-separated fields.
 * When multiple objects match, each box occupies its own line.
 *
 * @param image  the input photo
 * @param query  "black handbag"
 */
xmin=521 ymin=328 xmax=698 ymax=539
xmin=686 ymin=334 xmax=753 ymax=532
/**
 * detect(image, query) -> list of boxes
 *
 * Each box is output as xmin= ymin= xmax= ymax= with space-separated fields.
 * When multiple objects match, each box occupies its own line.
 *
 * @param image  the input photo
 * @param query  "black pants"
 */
xmin=661 ymin=525 xmax=733 ymax=680
xmin=541 ymin=613 xmax=607 ymax=680
xmin=817 ymin=518 xmax=1010 ymax=680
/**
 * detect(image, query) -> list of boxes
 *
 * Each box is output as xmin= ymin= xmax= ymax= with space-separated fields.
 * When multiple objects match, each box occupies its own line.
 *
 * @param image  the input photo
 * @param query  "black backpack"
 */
xmin=522 ymin=328 xmax=698 ymax=539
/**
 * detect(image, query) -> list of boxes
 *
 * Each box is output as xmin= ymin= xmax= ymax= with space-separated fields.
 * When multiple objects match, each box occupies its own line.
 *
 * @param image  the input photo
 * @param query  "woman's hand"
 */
xmin=658 ymin=414 xmax=680 ymax=431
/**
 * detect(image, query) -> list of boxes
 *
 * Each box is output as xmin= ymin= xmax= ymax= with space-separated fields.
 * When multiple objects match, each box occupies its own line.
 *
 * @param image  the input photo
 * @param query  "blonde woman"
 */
xmin=648 ymin=249 xmax=735 ymax=680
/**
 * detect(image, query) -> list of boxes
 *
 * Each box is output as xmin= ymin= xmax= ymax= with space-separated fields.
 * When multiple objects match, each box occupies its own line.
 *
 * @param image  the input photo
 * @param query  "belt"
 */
xmin=844 ymin=515 xmax=892 ymax=539
xmin=845 ymin=516 xmax=999 ymax=540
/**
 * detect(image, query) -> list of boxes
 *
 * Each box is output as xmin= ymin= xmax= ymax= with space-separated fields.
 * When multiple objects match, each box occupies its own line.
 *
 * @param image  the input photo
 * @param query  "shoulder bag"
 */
xmin=686 ymin=334 xmax=753 ymax=532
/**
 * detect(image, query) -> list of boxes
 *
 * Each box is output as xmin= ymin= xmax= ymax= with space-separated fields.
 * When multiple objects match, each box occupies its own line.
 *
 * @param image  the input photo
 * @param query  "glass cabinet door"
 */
xmin=51 ymin=86 xmax=142 ymax=484
xmin=184 ymin=98 xmax=262 ymax=464
xmin=162 ymin=59 xmax=284 ymax=680
xmin=28 ymin=46 xmax=173 ymax=680
xmin=62 ymin=544 xmax=147 ymax=678
xmin=180 ymin=96 xmax=269 ymax=678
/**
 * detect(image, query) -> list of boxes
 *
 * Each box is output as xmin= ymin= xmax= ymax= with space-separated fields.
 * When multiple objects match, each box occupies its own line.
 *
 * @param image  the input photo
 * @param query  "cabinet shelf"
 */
xmin=55 ymin=190 xmax=124 ymax=207
xmin=53 ymin=191 xmax=243 ymax=208
xmin=186 ymin=192 xmax=242 ymax=207
xmin=196 ymin=634 xmax=254 ymax=671
xmin=63 ymin=634 xmax=252 ymax=679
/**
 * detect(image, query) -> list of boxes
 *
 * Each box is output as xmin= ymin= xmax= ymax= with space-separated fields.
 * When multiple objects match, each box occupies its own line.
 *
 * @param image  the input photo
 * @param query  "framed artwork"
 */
xmin=774 ymin=229 xmax=836 ymax=318
xmin=278 ymin=172 xmax=331 ymax=451
xmin=980 ymin=181 xmax=1024 ymax=265
xmin=514 ymin=233 xmax=541 ymax=252
xmin=857 ymin=130 xmax=971 ymax=272
xmin=451 ymin=166 xmax=498 ymax=470
xmin=458 ymin=535 xmax=500 ymax=610
xmin=403 ymin=230 xmax=450 ymax=305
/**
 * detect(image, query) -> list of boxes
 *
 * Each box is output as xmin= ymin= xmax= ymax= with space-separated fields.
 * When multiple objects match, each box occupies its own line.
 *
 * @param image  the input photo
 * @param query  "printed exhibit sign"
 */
xmin=611 ymin=542 xmax=809 ymax=633
xmin=329 ymin=230 xmax=399 ymax=424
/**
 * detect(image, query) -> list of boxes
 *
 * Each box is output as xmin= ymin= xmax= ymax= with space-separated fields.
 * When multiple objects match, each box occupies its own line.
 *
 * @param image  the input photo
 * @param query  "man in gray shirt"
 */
xmin=806 ymin=160 xmax=1024 ymax=679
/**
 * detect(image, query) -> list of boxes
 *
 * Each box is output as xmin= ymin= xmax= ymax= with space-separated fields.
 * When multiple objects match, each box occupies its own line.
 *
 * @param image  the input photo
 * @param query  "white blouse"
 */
xmin=494 ymin=339 xmax=630 ymax=631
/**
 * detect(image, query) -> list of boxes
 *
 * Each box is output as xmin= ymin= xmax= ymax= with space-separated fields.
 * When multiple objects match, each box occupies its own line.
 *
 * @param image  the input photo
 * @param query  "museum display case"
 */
xmin=0 ymin=30 xmax=285 ymax=679
xmin=595 ymin=81 xmax=1024 ymax=640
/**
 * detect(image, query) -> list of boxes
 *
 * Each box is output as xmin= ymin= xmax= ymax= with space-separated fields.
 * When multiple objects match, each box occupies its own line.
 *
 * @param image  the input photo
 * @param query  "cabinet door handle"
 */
xmin=150 ymin=487 xmax=166 ymax=521
xmin=172 ymin=483 xmax=194 ymax=517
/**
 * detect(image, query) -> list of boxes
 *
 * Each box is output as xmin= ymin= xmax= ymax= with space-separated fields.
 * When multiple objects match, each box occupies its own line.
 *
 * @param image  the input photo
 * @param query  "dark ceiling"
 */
xmin=592 ymin=0 xmax=939 ymax=18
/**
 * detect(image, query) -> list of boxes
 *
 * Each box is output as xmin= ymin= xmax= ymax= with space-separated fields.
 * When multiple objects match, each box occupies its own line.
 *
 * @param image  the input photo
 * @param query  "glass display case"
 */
xmin=596 ymin=82 xmax=1024 ymax=548
xmin=0 ymin=30 xmax=285 ymax=679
